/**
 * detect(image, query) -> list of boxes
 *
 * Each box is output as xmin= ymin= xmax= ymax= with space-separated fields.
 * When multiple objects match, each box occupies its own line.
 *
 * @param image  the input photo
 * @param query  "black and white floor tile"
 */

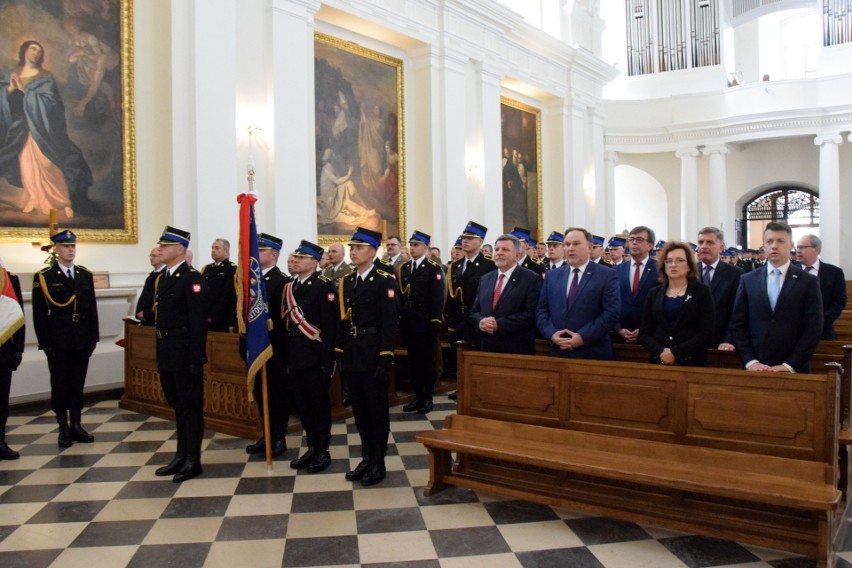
xmin=0 ymin=395 xmax=849 ymax=568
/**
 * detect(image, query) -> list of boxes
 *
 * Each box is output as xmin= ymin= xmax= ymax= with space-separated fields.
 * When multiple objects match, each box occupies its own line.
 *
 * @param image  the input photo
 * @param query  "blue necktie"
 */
xmin=567 ymin=268 xmax=580 ymax=306
xmin=769 ymin=268 xmax=780 ymax=310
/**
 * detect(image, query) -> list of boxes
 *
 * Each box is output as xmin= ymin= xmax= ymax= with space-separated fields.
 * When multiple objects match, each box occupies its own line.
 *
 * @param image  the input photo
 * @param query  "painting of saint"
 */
xmin=0 ymin=0 xmax=135 ymax=242
xmin=314 ymin=33 xmax=404 ymax=243
xmin=500 ymin=98 xmax=541 ymax=239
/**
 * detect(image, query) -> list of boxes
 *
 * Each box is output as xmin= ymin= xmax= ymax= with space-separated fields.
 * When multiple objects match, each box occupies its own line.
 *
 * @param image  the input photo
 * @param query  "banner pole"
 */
xmin=261 ymin=364 xmax=272 ymax=470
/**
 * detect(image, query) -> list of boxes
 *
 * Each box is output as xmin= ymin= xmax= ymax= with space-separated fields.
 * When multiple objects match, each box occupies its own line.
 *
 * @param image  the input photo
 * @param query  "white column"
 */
xmin=815 ymin=133 xmax=843 ymax=265
xmin=590 ymin=109 xmax=607 ymax=234
xmin=478 ymin=61 xmax=505 ymax=238
xmin=604 ymin=151 xmax=619 ymax=238
xmin=566 ymin=101 xmax=586 ymax=227
xmin=271 ymin=0 xmax=321 ymax=251
xmin=430 ymin=47 xmax=469 ymax=250
xmin=193 ymin=0 xmax=239 ymax=251
xmin=676 ymin=147 xmax=700 ymax=241
xmin=541 ymin=100 xmax=568 ymax=235
xmin=701 ymin=144 xmax=729 ymax=239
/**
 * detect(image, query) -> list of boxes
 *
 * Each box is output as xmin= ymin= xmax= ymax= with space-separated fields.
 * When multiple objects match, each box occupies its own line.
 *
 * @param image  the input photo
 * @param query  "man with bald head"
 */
xmin=322 ymin=243 xmax=352 ymax=282
xmin=136 ymin=247 xmax=166 ymax=326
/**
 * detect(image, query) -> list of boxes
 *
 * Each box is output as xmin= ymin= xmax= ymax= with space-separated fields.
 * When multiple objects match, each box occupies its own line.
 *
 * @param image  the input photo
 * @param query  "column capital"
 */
xmin=271 ymin=0 xmax=321 ymax=20
xmin=814 ymin=133 xmax=843 ymax=147
xmin=478 ymin=60 xmax=506 ymax=85
xmin=675 ymin=147 xmax=700 ymax=159
xmin=604 ymin=150 xmax=619 ymax=165
xmin=701 ymin=144 xmax=729 ymax=156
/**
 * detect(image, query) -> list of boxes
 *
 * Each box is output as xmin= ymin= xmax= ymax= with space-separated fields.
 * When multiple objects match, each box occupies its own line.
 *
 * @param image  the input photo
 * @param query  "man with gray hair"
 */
xmin=796 ymin=234 xmax=847 ymax=340
xmin=696 ymin=226 xmax=743 ymax=349
xmin=201 ymin=238 xmax=237 ymax=332
xmin=469 ymin=234 xmax=541 ymax=355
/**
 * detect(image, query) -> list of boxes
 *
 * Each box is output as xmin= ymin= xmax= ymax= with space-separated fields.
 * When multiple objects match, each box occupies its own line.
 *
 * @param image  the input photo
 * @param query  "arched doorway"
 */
xmin=739 ymin=186 xmax=819 ymax=249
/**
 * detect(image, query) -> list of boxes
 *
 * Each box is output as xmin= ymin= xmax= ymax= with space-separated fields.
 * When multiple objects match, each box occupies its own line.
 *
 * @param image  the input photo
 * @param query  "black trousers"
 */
xmin=290 ymin=366 xmax=331 ymax=443
xmin=401 ymin=330 xmax=436 ymax=400
xmin=0 ymin=367 xmax=11 ymax=433
xmin=251 ymin=356 xmax=290 ymax=438
xmin=344 ymin=370 xmax=389 ymax=454
xmin=159 ymin=369 xmax=204 ymax=455
xmin=47 ymin=349 xmax=90 ymax=415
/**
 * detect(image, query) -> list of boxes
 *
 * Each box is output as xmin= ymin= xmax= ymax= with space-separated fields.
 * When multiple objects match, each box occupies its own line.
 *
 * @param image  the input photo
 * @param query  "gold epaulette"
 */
xmin=375 ymin=269 xmax=393 ymax=279
xmin=318 ymin=274 xmax=331 ymax=282
xmin=76 ymin=265 xmax=92 ymax=272
xmin=427 ymin=258 xmax=439 ymax=267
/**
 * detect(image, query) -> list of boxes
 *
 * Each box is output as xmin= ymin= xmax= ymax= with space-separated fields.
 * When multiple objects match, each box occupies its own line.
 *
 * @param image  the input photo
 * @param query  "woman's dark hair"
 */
xmin=657 ymin=241 xmax=698 ymax=286
xmin=18 ymin=40 xmax=45 ymax=67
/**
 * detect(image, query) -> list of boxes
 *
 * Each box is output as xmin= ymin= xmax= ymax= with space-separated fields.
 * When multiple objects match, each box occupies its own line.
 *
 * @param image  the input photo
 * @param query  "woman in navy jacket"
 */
xmin=640 ymin=242 xmax=715 ymax=366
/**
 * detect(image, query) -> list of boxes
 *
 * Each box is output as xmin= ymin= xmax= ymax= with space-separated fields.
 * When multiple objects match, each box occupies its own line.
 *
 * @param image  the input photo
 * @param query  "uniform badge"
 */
xmin=192 ymin=283 xmax=201 ymax=293
xmin=387 ymin=289 xmax=395 ymax=299
xmin=436 ymin=273 xmax=442 ymax=280
xmin=327 ymin=292 xmax=335 ymax=302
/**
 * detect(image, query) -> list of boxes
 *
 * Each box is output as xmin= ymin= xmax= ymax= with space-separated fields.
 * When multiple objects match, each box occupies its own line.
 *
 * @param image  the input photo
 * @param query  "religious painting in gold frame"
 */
xmin=500 ymin=97 xmax=542 ymax=240
xmin=0 ymin=0 xmax=136 ymax=243
xmin=314 ymin=32 xmax=405 ymax=245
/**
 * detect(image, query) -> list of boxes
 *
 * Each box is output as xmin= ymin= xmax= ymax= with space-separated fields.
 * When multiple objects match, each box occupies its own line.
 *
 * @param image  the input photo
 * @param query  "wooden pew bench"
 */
xmin=417 ymin=350 xmax=842 ymax=567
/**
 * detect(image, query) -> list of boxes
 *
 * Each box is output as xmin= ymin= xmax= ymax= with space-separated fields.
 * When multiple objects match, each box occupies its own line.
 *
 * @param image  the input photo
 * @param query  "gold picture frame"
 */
xmin=500 ymin=97 xmax=542 ymax=240
xmin=0 ymin=0 xmax=136 ymax=243
xmin=314 ymin=32 xmax=405 ymax=245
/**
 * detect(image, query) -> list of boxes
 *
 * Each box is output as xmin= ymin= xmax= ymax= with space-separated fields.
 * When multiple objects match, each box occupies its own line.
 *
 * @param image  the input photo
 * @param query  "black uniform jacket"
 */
xmin=336 ymin=266 xmax=398 ymax=373
xmin=136 ymin=267 xmax=164 ymax=326
xmin=444 ymin=252 xmax=496 ymax=337
xmin=263 ymin=266 xmax=290 ymax=359
xmin=155 ymin=262 xmax=208 ymax=373
xmin=639 ymin=280 xmax=715 ymax=366
xmin=32 ymin=264 xmax=99 ymax=352
xmin=284 ymin=273 xmax=338 ymax=371
xmin=201 ymin=260 xmax=237 ymax=331
xmin=398 ymin=258 xmax=445 ymax=335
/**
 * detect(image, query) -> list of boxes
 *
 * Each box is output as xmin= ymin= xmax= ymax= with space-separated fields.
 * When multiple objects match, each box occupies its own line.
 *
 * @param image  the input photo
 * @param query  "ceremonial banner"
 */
xmin=236 ymin=192 xmax=271 ymax=390
xmin=0 ymin=268 xmax=23 ymax=345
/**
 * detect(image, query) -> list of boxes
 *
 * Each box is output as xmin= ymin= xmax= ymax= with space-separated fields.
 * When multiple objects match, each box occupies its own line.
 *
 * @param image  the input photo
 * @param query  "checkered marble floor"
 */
xmin=1 ymin=395 xmax=850 ymax=568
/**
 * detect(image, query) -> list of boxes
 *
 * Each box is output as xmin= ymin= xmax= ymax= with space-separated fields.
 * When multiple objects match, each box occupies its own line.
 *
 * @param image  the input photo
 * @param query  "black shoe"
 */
xmin=360 ymin=463 xmax=386 ymax=486
xmin=402 ymin=398 xmax=421 ymax=412
xmin=448 ymin=391 xmax=457 ymax=400
xmin=245 ymin=437 xmax=266 ymax=454
xmin=306 ymin=451 xmax=331 ymax=474
xmin=345 ymin=460 xmax=372 ymax=481
xmin=173 ymin=458 xmax=202 ymax=483
xmin=290 ymin=449 xmax=316 ymax=470
xmin=417 ymin=399 xmax=434 ymax=414
xmin=341 ymin=396 xmax=351 ymax=408
xmin=70 ymin=424 xmax=94 ymax=443
xmin=0 ymin=442 xmax=20 ymax=460
xmin=155 ymin=455 xmax=186 ymax=476
xmin=57 ymin=423 xmax=73 ymax=448
xmin=270 ymin=440 xmax=287 ymax=458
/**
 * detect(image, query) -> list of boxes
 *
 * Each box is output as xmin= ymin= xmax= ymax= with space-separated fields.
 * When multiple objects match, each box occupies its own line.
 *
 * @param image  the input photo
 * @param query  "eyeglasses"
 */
xmin=628 ymin=237 xmax=649 ymax=244
xmin=796 ymin=245 xmax=815 ymax=250
xmin=664 ymin=258 xmax=687 ymax=265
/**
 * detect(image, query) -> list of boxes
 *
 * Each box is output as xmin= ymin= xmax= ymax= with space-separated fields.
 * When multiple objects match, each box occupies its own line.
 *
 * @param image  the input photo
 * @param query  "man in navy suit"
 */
xmin=615 ymin=226 xmax=658 ymax=343
xmin=537 ymin=227 xmax=620 ymax=359
xmin=696 ymin=227 xmax=744 ymax=349
xmin=729 ymin=222 xmax=823 ymax=373
xmin=470 ymin=235 xmax=541 ymax=355
xmin=796 ymin=234 xmax=847 ymax=340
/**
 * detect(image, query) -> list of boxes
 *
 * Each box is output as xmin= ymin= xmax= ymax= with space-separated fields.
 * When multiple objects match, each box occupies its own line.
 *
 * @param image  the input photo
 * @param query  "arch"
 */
xmin=614 ymin=164 xmax=668 ymax=237
xmin=738 ymin=184 xmax=819 ymax=248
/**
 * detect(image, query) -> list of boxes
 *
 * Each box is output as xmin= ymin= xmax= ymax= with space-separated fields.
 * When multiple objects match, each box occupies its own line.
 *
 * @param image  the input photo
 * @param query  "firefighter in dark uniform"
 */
xmin=152 ymin=226 xmax=208 ymax=483
xmin=135 ymin=247 xmax=165 ymax=326
xmin=399 ymin=230 xmax=444 ymax=414
xmin=591 ymin=235 xmax=613 ymax=267
xmin=0 ymin=264 xmax=24 ymax=460
xmin=511 ymin=227 xmax=544 ymax=276
xmin=32 ymin=230 xmax=99 ymax=448
xmin=244 ymin=233 xmax=291 ymax=458
xmin=201 ymin=238 xmax=237 ymax=332
xmin=337 ymin=227 xmax=398 ymax=486
xmin=285 ymin=241 xmax=338 ymax=474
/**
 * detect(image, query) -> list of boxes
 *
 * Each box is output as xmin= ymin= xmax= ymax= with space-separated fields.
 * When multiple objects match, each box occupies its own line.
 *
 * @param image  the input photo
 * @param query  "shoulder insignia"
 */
xmin=38 ymin=266 xmax=51 ymax=274
xmin=376 ymin=269 xmax=393 ymax=279
xmin=318 ymin=275 xmax=331 ymax=282
xmin=76 ymin=265 xmax=92 ymax=272
xmin=531 ymin=258 xmax=543 ymax=264
xmin=427 ymin=258 xmax=439 ymax=267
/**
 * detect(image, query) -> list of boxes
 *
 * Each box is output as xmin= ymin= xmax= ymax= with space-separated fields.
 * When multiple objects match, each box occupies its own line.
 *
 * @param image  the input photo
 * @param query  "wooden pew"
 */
xmin=417 ymin=348 xmax=842 ymax=567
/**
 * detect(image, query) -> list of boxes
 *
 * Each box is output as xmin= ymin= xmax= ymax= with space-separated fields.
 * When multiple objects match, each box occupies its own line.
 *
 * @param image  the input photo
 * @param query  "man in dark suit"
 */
xmin=337 ymin=227 xmax=398 ymax=486
xmin=470 ymin=234 xmax=541 ymax=355
xmin=796 ymin=234 xmax=847 ymax=340
xmin=0 ymin=264 xmax=24 ymax=460
xmin=696 ymin=227 xmax=744 ymax=349
xmin=32 ymin=230 xmax=99 ymax=448
xmin=537 ymin=227 xmax=620 ymax=359
xmin=730 ymin=222 xmax=823 ymax=373
xmin=152 ymin=226 xmax=208 ymax=482
xmin=399 ymin=230 xmax=445 ymax=414
xmin=201 ymin=238 xmax=237 ymax=332
xmin=136 ymin=246 xmax=165 ymax=326
xmin=285 ymin=240 xmax=338 ymax=474
xmin=615 ymin=226 xmax=658 ymax=343
xmin=244 ymin=233 xmax=291 ymax=458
